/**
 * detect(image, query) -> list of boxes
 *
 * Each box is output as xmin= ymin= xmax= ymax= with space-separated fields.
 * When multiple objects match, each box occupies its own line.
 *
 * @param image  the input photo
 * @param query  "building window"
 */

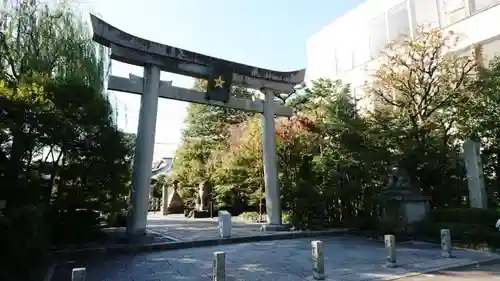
xmin=471 ymin=0 xmax=500 ymax=14
xmin=388 ymin=2 xmax=410 ymax=42
xmin=369 ymin=13 xmax=388 ymax=59
xmin=440 ymin=0 xmax=467 ymax=26
xmin=412 ymin=0 xmax=440 ymax=31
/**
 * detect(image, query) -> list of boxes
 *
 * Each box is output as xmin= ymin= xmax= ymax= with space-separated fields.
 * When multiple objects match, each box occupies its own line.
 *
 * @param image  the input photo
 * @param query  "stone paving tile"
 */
xmin=74 ymin=236 xmax=500 ymax=281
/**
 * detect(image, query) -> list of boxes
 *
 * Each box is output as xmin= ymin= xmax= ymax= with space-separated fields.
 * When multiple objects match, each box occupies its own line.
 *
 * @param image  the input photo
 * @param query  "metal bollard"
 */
xmin=311 ymin=240 xmax=325 ymax=280
xmin=441 ymin=229 xmax=452 ymax=258
xmin=384 ymin=234 xmax=397 ymax=268
xmin=213 ymin=251 xmax=226 ymax=281
xmin=71 ymin=268 xmax=86 ymax=281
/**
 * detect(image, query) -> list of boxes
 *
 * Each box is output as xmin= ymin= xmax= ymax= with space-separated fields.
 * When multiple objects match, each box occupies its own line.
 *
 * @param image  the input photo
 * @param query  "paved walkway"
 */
xmin=61 ymin=237 xmax=500 ymax=281
xmin=53 ymin=213 xmax=348 ymax=256
xmin=147 ymin=213 xmax=291 ymax=241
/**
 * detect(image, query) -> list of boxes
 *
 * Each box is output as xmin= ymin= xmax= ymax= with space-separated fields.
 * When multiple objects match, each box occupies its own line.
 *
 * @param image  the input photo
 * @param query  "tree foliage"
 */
xmin=171 ymin=79 xmax=256 ymax=200
xmin=0 ymin=1 xmax=131 ymax=280
xmin=464 ymin=53 xmax=500 ymax=205
xmin=363 ymin=28 xmax=476 ymax=207
xmin=171 ymin=26 xmax=500 ymax=232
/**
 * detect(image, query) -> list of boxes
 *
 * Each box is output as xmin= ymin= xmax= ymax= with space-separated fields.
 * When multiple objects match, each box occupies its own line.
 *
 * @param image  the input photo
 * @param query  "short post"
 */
xmin=161 ymin=185 xmax=168 ymax=215
xmin=218 ymin=210 xmax=232 ymax=238
xmin=210 ymin=200 xmax=213 ymax=218
xmin=311 ymin=240 xmax=325 ymax=280
xmin=441 ymin=229 xmax=452 ymax=258
xmin=213 ymin=251 xmax=225 ymax=281
xmin=384 ymin=234 xmax=397 ymax=268
xmin=72 ymin=268 xmax=86 ymax=281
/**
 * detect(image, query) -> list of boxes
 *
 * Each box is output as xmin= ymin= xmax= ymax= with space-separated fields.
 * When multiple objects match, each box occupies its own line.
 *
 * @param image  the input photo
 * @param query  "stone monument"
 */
xmin=463 ymin=139 xmax=488 ymax=209
xmin=161 ymin=180 xmax=184 ymax=215
xmin=379 ymin=165 xmax=429 ymax=233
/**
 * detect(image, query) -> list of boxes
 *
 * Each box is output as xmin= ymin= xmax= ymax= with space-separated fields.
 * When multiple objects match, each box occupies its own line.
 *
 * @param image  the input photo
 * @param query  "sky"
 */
xmin=75 ymin=0 xmax=367 ymax=160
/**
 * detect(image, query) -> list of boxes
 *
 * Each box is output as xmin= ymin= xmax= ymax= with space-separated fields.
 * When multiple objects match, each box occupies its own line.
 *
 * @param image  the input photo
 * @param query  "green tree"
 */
xmin=0 ymin=1 xmax=130 ymax=280
xmin=151 ymin=173 xmax=168 ymax=199
xmin=364 ymin=27 xmax=475 ymax=207
xmin=211 ymin=116 xmax=264 ymax=213
xmin=465 ymin=53 xmax=500 ymax=207
xmin=172 ymin=79 xmax=255 ymax=195
xmin=283 ymin=79 xmax=387 ymax=229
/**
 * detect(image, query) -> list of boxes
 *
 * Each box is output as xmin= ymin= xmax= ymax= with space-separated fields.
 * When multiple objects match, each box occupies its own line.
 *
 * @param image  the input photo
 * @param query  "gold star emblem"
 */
xmin=214 ymin=76 xmax=225 ymax=88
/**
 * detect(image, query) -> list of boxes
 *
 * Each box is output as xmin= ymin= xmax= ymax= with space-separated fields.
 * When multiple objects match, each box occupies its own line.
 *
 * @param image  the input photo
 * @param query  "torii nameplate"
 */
xmin=90 ymin=14 xmax=305 ymax=93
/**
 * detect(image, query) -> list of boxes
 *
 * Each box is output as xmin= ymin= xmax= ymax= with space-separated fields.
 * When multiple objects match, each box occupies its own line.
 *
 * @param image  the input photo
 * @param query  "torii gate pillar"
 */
xmin=261 ymin=90 xmax=283 ymax=230
xmin=127 ymin=65 xmax=161 ymax=235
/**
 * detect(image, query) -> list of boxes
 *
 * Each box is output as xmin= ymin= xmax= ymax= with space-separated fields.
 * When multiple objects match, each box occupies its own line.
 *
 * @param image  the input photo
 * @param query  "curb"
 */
xmin=387 ymin=256 xmax=500 ymax=280
xmin=428 ymin=256 xmax=500 ymax=272
xmin=53 ymin=228 xmax=350 ymax=257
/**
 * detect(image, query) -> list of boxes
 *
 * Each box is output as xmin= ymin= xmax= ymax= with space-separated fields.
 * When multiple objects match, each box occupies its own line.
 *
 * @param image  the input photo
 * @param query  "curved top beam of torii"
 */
xmin=90 ymin=14 xmax=305 ymax=93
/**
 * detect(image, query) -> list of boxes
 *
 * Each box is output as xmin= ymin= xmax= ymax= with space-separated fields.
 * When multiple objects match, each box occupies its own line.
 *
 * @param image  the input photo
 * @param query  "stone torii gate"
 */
xmin=90 ymin=14 xmax=305 ymax=235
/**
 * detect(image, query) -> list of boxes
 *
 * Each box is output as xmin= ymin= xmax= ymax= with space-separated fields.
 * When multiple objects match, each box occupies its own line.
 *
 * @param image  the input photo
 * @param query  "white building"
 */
xmin=306 ymin=0 xmax=500 ymax=104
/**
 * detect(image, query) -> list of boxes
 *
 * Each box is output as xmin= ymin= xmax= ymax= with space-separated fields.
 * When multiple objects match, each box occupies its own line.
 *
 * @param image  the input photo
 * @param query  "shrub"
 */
xmin=106 ymin=209 xmax=128 ymax=227
xmin=238 ymin=211 xmax=260 ymax=221
xmin=0 ymin=205 xmax=50 ymax=281
xmin=417 ymin=221 xmax=500 ymax=248
xmin=50 ymin=209 xmax=104 ymax=244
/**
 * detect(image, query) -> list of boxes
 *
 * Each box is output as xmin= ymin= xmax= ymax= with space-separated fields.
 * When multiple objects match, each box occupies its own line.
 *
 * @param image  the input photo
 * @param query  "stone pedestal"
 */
xmin=260 ymin=224 xmax=290 ymax=232
xmin=403 ymin=200 xmax=428 ymax=224
xmin=380 ymin=194 xmax=429 ymax=233
xmin=463 ymin=140 xmax=488 ymax=209
xmin=193 ymin=210 xmax=211 ymax=218
xmin=218 ymin=210 xmax=232 ymax=238
xmin=379 ymin=166 xmax=429 ymax=233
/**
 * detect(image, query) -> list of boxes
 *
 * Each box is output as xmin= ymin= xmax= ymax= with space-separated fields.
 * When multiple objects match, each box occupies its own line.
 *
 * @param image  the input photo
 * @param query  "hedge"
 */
xmin=429 ymin=208 xmax=500 ymax=226
xmin=416 ymin=208 xmax=500 ymax=249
